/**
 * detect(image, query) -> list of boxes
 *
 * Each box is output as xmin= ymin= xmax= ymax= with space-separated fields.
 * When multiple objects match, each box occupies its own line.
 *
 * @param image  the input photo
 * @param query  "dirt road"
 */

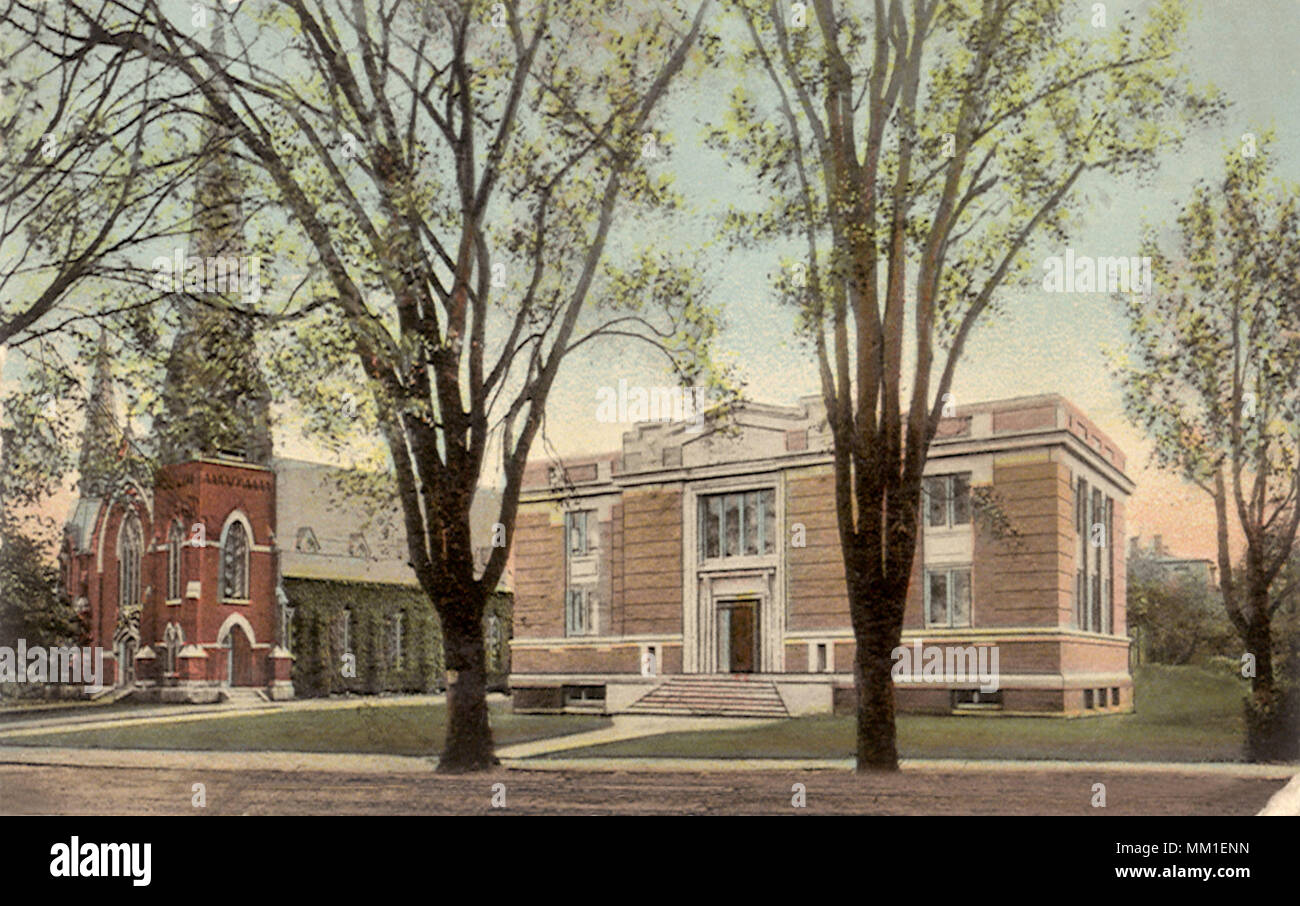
xmin=0 ymin=762 xmax=1283 ymax=815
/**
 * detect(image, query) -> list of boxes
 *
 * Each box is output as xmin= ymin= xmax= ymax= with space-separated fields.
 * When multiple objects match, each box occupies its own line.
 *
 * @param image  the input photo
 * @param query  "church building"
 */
xmin=59 ymin=18 xmax=509 ymax=701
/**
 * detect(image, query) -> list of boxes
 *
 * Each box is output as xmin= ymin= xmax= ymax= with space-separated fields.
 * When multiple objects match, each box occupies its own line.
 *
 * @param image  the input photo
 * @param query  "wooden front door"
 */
xmin=720 ymin=602 xmax=758 ymax=673
xmin=227 ymin=625 xmax=254 ymax=686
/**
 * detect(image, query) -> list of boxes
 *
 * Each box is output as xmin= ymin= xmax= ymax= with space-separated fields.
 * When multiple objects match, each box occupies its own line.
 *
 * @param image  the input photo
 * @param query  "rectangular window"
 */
xmin=1104 ymin=496 xmax=1114 ymax=633
xmin=816 ymin=643 xmax=829 ymax=673
xmin=565 ymin=510 xmax=594 ymax=556
xmin=927 ymin=571 xmax=948 ymax=625
xmin=742 ymin=491 xmax=759 ymax=556
xmin=1075 ymin=569 xmax=1085 ymax=629
xmin=1076 ymin=477 xmax=1088 ymax=533
xmin=699 ymin=489 xmax=776 ymax=560
xmin=341 ymin=610 xmax=351 ymax=654
xmin=924 ymin=476 xmax=948 ymax=527
xmin=950 ymin=474 xmax=971 ymax=525
xmin=565 ymin=589 xmax=593 ymax=636
xmin=392 ymin=612 xmax=403 ymax=668
xmin=924 ymin=474 xmax=972 ymax=529
xmin=925 ymin=566 xmax=973 ymax=628
xmin=724 ymin=494 xmax=740 ymax=557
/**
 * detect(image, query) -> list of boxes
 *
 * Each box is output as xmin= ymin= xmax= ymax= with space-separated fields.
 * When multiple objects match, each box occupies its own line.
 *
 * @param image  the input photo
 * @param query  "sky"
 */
xmin=10 ymin=0 xmax=1300 ymax=564
xmin=541 ymin=0 xmax=1300 ymax=564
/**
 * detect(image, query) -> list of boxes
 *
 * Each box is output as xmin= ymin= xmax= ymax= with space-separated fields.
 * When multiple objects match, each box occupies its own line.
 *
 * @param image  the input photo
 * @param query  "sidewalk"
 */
xmin=0 ymin=693 xmax=449 ymax=738
xmin=494 ymin=715 xmax=766 ymax=759
xmin=2 ymin=741 xmax=1293 ymax=780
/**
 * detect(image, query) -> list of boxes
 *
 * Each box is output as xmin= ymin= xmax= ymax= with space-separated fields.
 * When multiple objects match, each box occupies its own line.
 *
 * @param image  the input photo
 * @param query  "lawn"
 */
xmin=0 ymin=701 xmax=610 ymax=756
xmin=555 ymin=665 xmax=1259 ymax=762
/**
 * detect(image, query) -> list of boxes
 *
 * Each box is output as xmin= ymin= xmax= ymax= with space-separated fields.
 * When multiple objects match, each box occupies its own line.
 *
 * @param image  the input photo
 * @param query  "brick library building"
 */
xmin=509 ymin=393 xmax=1133 ymax=718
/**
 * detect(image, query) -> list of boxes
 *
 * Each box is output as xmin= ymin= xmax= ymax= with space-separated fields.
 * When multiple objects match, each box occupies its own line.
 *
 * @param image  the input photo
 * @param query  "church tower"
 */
xmin=77 ymin=331 xmax=122 ymax=497
xmin=155 ymin=9 xmax=273 ymax=466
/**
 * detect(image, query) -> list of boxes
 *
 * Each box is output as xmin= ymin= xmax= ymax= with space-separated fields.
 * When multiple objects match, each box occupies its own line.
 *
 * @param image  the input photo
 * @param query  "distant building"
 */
xmin=1128 ymin=534 xmax=1218 ymax=588
xmin=510 ymin=393 xmax=1134 ymax=717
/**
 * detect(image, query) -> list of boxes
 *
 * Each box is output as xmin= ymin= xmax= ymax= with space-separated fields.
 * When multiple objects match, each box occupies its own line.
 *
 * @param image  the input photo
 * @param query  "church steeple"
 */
xmin=78 ymin=330 xmax=120 ymax=496
xmin=156 ymin=5 xmax=273 ymax=466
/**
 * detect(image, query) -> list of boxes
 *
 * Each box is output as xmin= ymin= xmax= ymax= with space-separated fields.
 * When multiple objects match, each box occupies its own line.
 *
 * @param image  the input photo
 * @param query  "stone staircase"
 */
xmin=219 ymin=687 xmax=270 ymax=706
xmin=624 ymin=675 xmax=789 ymax=718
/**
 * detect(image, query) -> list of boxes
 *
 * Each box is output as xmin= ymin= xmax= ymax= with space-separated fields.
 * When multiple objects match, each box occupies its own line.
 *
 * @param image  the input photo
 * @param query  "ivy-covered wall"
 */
xmin=282 ymin=578 xmax=512 ymax=698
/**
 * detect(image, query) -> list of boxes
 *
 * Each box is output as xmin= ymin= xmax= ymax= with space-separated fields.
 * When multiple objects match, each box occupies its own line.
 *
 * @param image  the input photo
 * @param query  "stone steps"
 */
xmin=625 ymin=676 xmax=789 ymax=717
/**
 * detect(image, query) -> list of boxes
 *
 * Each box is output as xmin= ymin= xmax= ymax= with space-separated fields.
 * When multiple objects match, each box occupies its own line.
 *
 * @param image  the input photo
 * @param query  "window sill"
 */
xmin=221 ymin=598 xmax=252 ymax=606
xmin=697 ymin=555 xmax=777 ymax=572
xmin=165 ymin=599 xmax=182 ymax=607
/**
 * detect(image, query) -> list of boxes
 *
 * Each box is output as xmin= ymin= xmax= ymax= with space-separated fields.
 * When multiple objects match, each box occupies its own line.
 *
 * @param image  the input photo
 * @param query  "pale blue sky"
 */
xmin=544 ymin=0 xmax=1300 ymax=562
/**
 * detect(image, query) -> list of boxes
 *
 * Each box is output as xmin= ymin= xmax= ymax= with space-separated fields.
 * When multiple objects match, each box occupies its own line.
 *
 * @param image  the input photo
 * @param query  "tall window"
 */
xmin=1075 ymin=476 xmax=1116 ymax=634
xmin=282 ymin=605 xmax=296 ymax=653
xmin=699 ymin=489 xmax=776 ymax=559
xmin=1104 ymin=496 xmax=1114 ymax=633
xmin=565 ymin=589 xmax=592 ymax=636
xmin=565 ymin=510 xmax=595 ymax=556
xmin=924 ymin=474 xmax=971 ymax=529
xmin=392 ymin=612 xmax=404 ymax=668
xmin=220 ymin=520 xmax=250 ymax=600
xmin=925 ymin=566 xmax=972 ymax=627
xmin=163 ymin=623 xmax=183 ymax=675
xmin=118 ymin=514 xmax=143 ymax=608
xmin=167 ymin=522 xmax=184 ymax=600
xmin=341 ymin=608 xmax=352 ymax=654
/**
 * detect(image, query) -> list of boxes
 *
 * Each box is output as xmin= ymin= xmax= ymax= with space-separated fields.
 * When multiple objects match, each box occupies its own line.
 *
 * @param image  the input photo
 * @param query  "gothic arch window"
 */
xmin=220 ymin=518 xmax=250 ymax=601
xmin=167 ymin=521 xmax=185 ymax=600
xmin=118 ymin=513 xmax=143 ymax=609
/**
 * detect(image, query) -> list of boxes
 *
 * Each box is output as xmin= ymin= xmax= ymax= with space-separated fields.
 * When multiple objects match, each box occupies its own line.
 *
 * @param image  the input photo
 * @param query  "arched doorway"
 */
xmin=225 ymin=624 xmax=254 ymax=686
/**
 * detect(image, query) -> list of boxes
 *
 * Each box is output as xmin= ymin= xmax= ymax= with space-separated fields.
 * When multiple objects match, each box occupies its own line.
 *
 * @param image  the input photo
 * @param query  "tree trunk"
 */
xmin=437 ymin=595 xmax=495 ymax=773
xmin=1243 ymin=580 xmax=1282 ymax=762
xmin=853 ymin=595 xmax=904 ymax=771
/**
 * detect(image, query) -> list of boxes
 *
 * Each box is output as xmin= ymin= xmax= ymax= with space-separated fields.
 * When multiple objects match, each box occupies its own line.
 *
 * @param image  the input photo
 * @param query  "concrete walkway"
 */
xmin=0 ymin=693 xmax=451 ymax=738
xmin=501 ymin=755 xmax=1299 ymax=779
xmin=494 ymin=715 xmax=769 ymax=759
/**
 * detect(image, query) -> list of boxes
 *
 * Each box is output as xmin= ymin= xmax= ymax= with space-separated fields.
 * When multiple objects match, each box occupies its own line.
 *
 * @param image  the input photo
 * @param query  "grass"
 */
xmin=0 ymin=666 xmax=1257 ymax=762
xmin=0 ymin=701 xmax=610 ymax=756
xmin=554 ymin=665 xmax=1257 ymax=762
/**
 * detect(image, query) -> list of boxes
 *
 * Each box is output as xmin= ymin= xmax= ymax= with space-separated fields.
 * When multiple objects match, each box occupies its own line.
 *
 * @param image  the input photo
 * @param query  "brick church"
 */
xmin=58 ymin=17 xmax=510 ymax=701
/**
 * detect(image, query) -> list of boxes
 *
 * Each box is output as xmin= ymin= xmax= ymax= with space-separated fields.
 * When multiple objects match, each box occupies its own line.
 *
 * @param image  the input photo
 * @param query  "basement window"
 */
xmin=1083 ymin=689 xmax=1094 ymax=709
xmin=952 ymin=689 xmax=1003 ymax=710
xmin=1111 ymin=687 xmax=1120 ymax=707
xmin=562 ymin=685 xmax=605 ymax=703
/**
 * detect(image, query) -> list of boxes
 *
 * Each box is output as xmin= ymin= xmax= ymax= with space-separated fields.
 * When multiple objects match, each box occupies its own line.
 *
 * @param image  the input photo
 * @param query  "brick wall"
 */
xmin=976 ymin=459 xmax=1073 ymax=628
xmin=512 ymin=505 xmax=565 ymax=639
xmin=786 ymin=466 xmax=850 ymax=631
xmin=619 ymin=487 xmax=683 ymax=635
